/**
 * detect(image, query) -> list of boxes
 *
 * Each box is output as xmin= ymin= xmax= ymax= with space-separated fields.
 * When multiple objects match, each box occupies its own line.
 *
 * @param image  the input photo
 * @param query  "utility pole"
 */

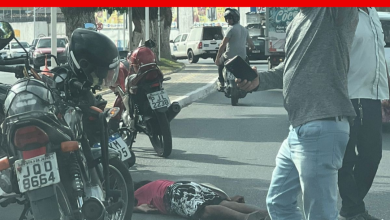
xmin=145 ymin=7 xmax=149 ymax=41
xmin=158 ymin=7 xmax=161 ymax=60
xmin=51 ymin=7 xmax=57 ymax=68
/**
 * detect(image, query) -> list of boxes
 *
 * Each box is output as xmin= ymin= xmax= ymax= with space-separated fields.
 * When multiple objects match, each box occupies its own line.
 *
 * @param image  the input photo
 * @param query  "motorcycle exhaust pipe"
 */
xmin=81 ymin=197 xmax=106 ymax=220
xmin=166 ymin=102 xmax=181 ymax=122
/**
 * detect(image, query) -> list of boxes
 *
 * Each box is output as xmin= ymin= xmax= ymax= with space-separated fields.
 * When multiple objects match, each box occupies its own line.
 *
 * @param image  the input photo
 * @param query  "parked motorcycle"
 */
xmin=107 ymin=40 xmax=181 ymax=158
xmin=0 ymin=22 xmax=134 ymax=220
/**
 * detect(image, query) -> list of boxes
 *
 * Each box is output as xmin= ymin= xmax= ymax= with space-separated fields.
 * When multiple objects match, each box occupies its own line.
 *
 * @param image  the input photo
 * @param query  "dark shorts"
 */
xmin=164 ymin=181 xmax=224 ymax=219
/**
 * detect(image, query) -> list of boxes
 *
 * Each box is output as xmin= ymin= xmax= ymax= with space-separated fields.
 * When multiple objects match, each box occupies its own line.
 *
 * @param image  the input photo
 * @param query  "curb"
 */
xmin=96 ymin=63 xmax=186 ymax=96
xmin=172 ymin=78 xmax=218 ymax=108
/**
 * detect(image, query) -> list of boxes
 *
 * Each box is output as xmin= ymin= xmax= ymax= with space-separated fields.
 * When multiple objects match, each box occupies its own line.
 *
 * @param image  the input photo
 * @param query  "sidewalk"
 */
xmin=102 ymin=62 xmax=219 ymax=109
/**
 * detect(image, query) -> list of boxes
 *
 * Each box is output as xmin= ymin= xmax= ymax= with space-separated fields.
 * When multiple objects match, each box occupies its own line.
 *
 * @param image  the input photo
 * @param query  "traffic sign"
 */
xmin=97 ymin=22 xmax=103 ymax=30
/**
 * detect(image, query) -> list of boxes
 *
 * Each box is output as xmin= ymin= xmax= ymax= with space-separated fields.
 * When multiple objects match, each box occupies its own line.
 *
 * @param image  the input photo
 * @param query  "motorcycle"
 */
xmin=219 ymin=56 xmax=251 ymax=106
xmin=0 ymin=21 xmax=134 ymax=220
xmin=221 ymin=66 xmax=248 ymax=106
xmin=107 ymin=40 xmax=181 ymax=158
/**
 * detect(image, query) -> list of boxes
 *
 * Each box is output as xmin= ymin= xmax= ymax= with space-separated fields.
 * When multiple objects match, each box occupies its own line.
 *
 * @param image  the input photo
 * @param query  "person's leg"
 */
xmin=338 ymin=99 xmax=365 ymax=217
xmin=266 ymin=132 xmax=302 ymax=220
xmin=218 ymin=56 xmax=225 ymax=87
xmin=219 ymin=200 xmax=268 ymax=215
xmin=291 ymin=119 xmax=349 ymax=220
xmin=199 ymin=205 xmax=249 ymax=220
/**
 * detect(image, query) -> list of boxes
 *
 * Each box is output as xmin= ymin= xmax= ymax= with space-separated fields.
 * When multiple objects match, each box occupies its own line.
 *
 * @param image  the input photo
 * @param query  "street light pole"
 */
xmin=33 ymin=7 xmax=36 ymax=38
xmin=51 ymin=7 xmax=57 ymax=68
xmin=158 ymin=7 xmax=160 ymax=60
xmin=145 ymin=7 xmax=149 ymax=41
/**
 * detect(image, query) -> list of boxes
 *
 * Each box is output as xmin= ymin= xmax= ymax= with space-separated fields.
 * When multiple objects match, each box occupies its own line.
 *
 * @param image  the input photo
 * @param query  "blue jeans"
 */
xmin=266 ymin=119 xmax=350 ymax=220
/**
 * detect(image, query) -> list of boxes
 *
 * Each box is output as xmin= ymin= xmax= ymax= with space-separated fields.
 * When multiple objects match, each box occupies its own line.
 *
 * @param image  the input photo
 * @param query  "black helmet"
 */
xmin=67 ymin=28 xmax=120 ymax=87
xmin=224 ymin=8 xmax=240 ymax=24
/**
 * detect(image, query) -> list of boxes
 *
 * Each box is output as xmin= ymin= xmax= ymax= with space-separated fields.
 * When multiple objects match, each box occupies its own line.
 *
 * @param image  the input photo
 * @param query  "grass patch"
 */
xmin=158 ymin=58 xmax=185 ymax=74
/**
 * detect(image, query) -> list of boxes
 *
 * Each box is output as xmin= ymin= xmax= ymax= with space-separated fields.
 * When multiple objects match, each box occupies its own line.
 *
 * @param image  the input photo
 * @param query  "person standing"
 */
xmin=338 ymin=7 xmax=388 ymax=220
xmin=236 ymin=8 xmax=358 ymax=220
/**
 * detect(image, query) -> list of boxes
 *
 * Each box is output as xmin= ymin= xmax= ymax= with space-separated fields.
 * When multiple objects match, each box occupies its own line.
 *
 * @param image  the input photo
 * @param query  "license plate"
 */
xmin=252 ymin=50 xmax=261 ymax=53
xmin=209 ymin=51 xmax=217 ymax=54
xmin=147 ymin=90 xmax=170 ymax=110
xmin=108 ymin=133 xmax=132 ymax=161
xmin=226 ymin=71 xmax=235 ymax=80
xmin=14 ymin=153 xmax=60 ymax=193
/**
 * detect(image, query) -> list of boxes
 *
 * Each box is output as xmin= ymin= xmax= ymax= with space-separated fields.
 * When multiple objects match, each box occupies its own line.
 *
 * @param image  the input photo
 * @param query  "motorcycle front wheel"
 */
xmin=147 ymin=111 xmax=173 ymax=157
xmin=230 ymin=81 xmax=239 ymax=106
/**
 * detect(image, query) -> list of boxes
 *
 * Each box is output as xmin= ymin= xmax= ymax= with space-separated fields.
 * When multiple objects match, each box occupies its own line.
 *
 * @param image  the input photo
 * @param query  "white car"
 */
xmin=0 ymin=49 xmax=7 ymax=61
xmin=6 ymin=41 xmax=30 ymax=59
xmin=378 ymin=12 xmax=390 ymax=70
xmin=170 ymin=33 xmax=189 ymax=60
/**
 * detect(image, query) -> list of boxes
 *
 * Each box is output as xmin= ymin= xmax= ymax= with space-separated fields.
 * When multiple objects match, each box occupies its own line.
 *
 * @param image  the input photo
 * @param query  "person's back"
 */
xmin=278 ymin=7 xmax=358 ymax=126
xmin=224 ymin=24 xmax=248 ymax=60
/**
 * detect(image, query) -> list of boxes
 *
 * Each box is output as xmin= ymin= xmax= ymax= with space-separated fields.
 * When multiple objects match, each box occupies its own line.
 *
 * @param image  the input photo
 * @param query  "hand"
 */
xmin=236 ymin=67 xmax=259 ymax=92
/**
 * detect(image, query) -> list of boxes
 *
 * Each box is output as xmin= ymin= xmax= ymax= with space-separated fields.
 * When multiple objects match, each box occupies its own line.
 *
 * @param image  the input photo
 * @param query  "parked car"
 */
xmin=246 ymin=35 xmax=267 ymax=61
xmin=31 ymin=37 xmax=68 ymax=69
xmin=6 ymin=41 xmax=30 ymax=59
xmin=170 ymin=33 xmax=189 ymax=60
xmin=172 ymin=26 xmax=224 ymax=63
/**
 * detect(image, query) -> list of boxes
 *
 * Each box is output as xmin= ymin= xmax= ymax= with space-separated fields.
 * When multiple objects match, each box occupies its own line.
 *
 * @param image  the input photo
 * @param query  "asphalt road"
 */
xmin=1 ymin=59 xmax=390 ymax=219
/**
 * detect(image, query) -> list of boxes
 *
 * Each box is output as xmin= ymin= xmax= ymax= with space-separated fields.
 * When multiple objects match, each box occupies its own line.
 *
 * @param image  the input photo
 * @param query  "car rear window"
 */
xmin=202 ymin=27 xmax=223 ymax=40
xmin=37 ymin=39 xmax=67 ymax=48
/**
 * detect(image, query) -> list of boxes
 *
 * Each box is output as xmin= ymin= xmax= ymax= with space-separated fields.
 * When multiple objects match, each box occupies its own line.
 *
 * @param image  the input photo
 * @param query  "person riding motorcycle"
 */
xmin=215 ymin=8 xmax=254 ymax=91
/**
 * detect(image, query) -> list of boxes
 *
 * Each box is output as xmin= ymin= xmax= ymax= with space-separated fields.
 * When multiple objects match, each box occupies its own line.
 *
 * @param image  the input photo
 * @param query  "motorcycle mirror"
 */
xmin=0 ymin=21 xmax=15 ymax=50
xmin=145 ymin=39 xmax=156 ymax=48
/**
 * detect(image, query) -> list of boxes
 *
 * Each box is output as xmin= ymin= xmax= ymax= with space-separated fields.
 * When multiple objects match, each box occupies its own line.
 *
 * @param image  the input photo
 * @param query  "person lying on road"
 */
xmin=133 ymin=179 xmax=270 ymax=220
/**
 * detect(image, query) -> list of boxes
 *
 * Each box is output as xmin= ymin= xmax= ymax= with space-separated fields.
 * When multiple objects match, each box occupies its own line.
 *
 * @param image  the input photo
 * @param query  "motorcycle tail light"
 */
xmin=0 ymin=157 xmax=10 ymax=171
xmin=22 ymin=147 xmax=47 ymax=160
xmin=150 ymin=83 xmax=160 ymax=88
xmin=14 ymin=126 xmax=49 ymax=150
xmin=198 ymin=42 xmax=203 ymax=49
xmin=61 ymin=141 xmax=80 ymax=152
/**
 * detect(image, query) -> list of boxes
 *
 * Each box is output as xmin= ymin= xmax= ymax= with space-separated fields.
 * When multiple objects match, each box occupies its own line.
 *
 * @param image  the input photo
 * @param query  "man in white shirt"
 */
xmin=338 ymin=7 xmax=388 ymax=220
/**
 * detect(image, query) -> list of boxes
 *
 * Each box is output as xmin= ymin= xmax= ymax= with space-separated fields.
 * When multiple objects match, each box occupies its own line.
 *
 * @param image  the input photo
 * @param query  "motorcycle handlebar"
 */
xmin=0 ymin=65 xmax=25 ymax=78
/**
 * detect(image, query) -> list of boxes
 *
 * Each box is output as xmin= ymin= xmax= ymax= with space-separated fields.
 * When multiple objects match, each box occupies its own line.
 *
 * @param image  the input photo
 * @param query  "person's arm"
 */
xmin=134 ymin=204 xmax=160 ymax=214
xmin=246 ymin=31 xmax=255 ymax=50
xmin=215 ymin=37 xmax=229 ymax=65
xmin=236 ymin=62 xmax=285 ymax=92
xmin=330 ymin=7 xmax=358 ymax=27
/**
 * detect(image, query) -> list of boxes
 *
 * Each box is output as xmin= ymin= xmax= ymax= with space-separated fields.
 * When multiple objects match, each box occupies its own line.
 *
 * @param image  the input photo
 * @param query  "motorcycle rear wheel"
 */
xmin=147 ymin=111 xmax=173 ymax=157
xmin=25 ymin=183 xmax=73 ymax=220
xmin=231 ymin=82 xmax=239 ymax=106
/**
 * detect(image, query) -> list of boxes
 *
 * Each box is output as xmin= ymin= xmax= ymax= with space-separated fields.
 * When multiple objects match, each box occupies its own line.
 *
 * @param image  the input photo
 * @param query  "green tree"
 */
xmin=60 ymin=7 xmax=173 ymax=60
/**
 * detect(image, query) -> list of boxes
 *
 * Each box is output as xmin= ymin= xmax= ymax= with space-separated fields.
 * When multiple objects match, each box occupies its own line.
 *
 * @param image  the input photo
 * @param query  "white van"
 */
xmin=378 ymin=11 xmax=390 ymax=70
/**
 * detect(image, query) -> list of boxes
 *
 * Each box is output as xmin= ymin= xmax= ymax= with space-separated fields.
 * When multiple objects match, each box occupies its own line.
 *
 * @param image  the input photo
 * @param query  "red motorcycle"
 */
xmin=107 ymin=40 xmax=181 ymax=158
